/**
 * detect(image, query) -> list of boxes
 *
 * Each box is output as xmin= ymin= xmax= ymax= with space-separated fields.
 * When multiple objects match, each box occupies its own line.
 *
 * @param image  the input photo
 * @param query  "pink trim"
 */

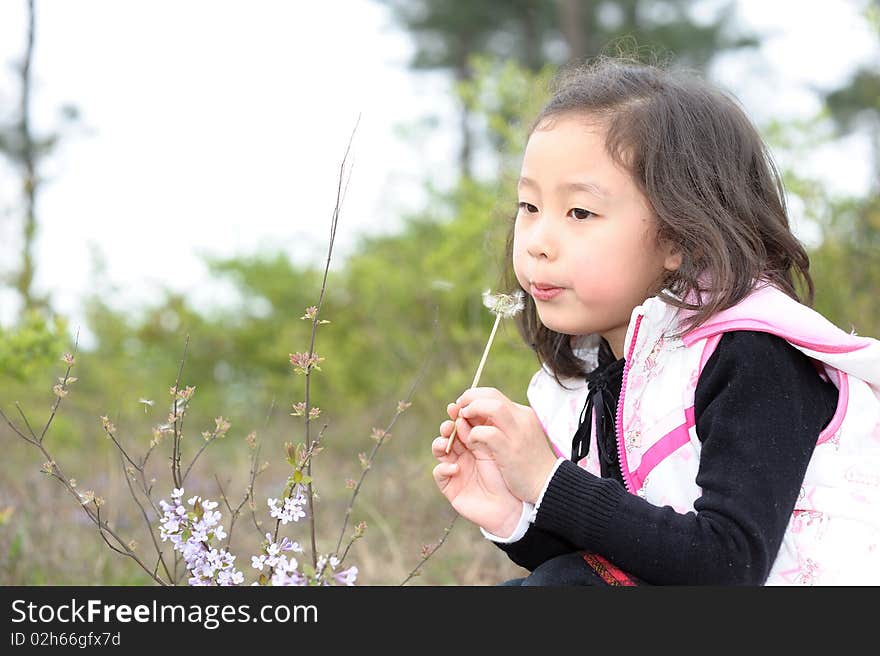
xmin=537 ymin=415 xmax=567 ymax=458
xmin=616 ymin=315 xmax=644 ymax=494
xmin=684 ymin=319 xmax=870 ymax=354
xmin=817 ymin=371 xmax=849 ymax=445
xmin=632 ymin=407 xmax=696 ymax=489
xmin=699 ymin=334 xmax=722 ymax=376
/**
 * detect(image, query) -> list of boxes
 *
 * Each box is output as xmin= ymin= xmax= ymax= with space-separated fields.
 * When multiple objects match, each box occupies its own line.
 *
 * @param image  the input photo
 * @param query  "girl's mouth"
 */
xmin=530 ymin=283 xmax=563 ymax=301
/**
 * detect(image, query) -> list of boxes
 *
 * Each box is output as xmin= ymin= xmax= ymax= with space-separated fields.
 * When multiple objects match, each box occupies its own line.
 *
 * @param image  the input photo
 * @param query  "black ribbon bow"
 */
xmin=570 ymin=356 xmax=625 ymax=464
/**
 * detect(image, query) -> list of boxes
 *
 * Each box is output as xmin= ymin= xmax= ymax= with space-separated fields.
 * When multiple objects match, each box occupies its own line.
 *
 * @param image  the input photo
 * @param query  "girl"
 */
xmin=431 ymin=57 xmax=880 ymax=585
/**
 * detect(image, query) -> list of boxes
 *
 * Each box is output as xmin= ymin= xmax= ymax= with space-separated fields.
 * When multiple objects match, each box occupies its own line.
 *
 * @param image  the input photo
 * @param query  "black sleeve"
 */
xmin=498 ymin=331 xmax=839 ymax=584
xmin=494 ymin=523 xmax=579 ymax=572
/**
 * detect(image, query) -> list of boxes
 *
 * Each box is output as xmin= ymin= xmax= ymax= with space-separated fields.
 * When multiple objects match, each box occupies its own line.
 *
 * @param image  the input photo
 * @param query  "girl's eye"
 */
xmin=518 ymin=201 xmax=538 ymax=213
xmin=570 ymin=208 xmax=595 ymax=221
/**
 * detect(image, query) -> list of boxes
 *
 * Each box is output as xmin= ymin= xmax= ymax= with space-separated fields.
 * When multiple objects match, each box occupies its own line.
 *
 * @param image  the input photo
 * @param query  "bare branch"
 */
xmin=400 ymin=514 xmax=460 ymax=586
xmin=170 ymin=334 xmax=190 ymax=489
xmin=295 ymin=114 xmax=360 ymax=569
xmin=119 ymin=452 xmax=172 ymax=582
xmin=0 ymin=407 xmax=37 ymax=445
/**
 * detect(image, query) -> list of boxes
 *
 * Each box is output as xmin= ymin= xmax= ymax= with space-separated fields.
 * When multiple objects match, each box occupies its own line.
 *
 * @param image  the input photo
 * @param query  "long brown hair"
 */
xmin=503 ymin=56 xmax=814 ymax=380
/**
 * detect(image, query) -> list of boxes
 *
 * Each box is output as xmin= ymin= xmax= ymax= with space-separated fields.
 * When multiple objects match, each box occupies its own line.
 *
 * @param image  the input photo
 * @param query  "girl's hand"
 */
xmin=455 ymin=387 xmax=558 ymax=504
xmin=432 ymin=403 xmax=524 ymax=538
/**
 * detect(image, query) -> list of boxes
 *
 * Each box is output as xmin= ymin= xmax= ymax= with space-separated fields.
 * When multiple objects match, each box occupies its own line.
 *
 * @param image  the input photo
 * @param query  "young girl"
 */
xmin=431 ymin=57 xmax=880 ymax=585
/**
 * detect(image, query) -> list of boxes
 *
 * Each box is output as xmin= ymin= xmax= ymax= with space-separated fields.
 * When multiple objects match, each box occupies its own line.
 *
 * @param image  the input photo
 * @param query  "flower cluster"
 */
xmin=156 ymin=487 xmax=357 ymax=586
xmin=251 ymin=533 xmax=305 ymax=586
xmin=316 ymin=554 xmax=358 ymax=586
xmin=158 ymin=488 xmax=244 ymax=586
xmin=267 ymin=491 xmax=307 ymax=525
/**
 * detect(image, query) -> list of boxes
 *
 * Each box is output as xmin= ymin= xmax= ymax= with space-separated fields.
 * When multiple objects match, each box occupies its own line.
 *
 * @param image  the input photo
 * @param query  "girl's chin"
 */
xmin=536 ymin=312 xmax=588 ymax=336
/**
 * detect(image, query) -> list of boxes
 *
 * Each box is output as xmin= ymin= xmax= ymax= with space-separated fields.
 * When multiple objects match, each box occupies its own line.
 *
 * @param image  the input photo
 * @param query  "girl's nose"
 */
xmin=526 ymin=218 xmax=557 ymax=260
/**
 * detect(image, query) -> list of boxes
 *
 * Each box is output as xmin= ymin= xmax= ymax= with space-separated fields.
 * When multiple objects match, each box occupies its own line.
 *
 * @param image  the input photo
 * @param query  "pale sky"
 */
xmin=0 ymin=0 xmax=877 ymax=343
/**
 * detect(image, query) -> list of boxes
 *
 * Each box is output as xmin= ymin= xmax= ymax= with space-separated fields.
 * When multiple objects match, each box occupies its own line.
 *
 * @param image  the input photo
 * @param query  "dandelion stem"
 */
xmin=445 ymin=312 xmax=502 ymax=453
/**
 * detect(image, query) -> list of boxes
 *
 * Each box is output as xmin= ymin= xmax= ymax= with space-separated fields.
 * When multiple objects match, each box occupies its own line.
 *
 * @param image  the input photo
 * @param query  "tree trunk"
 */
xmin=15 ymin=0 xmax=40 ymax=314
xmin=555 ymin=0 xmax=591 ymax=62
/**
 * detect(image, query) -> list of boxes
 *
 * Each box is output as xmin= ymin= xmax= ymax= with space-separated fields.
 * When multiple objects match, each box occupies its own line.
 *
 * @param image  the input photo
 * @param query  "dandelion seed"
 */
xmin=430 ymin=279 xmax=454 ymax=292
xmin=447 ymin=289 xmax=525 ymax=454
xmin=138 ymin=398 xmax=155 ymax=413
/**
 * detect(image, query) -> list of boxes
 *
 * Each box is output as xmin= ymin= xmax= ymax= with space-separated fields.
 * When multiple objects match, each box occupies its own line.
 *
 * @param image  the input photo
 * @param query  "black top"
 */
xmin=494 ymin=330 xmax=839 ymax=585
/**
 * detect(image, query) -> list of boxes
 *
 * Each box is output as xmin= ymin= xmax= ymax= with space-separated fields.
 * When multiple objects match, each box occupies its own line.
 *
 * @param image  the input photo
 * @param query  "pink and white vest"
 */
xmin=527 ymin=284 xmax=880 ymax=585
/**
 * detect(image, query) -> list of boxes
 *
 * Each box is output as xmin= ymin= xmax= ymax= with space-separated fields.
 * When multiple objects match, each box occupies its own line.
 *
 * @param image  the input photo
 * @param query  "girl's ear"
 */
xmin=662 ymin=243 xmax=683 ymax=273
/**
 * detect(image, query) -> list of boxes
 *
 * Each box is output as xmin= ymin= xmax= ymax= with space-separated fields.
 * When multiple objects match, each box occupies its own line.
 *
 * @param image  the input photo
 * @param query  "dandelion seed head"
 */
xmin=481 ymin=289 xmax=525 ymax=318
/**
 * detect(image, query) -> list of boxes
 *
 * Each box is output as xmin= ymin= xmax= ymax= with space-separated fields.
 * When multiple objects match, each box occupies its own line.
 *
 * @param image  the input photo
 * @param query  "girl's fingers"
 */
xmin=432 ymin=436 xmax=450 ymax=457
xmin=432 ymin=462 xmax=459 ymax=488
xmin=439 ymin=419 xmax=455 ymax=438
xmin=457 ymin=387 xmax=505 ymax=406
xmin=459 ymin=398 xmax=511 ymax=429
xmin=464 ymin=424 xmax=500 ymax=451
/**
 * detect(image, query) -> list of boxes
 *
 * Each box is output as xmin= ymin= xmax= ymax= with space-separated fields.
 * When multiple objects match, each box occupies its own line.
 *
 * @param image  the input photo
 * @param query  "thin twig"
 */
xmin=0 ymin=407 xmax=36 ymax=445
xmin=14 ymin=403 xmax=38 ymax=442
xmin=183 ymin=421 xmax=223 ymax=484
xmin=118 ymin=451 xmax=172 ymax=582
xmin=102 ymin=426 xmax=140 ymax=471
xmin=400 ymin=514 xmax=460 ymax=586
xmin=296 ymin=114 xmax=360 ymax=569
xmin=170 ymin=334 xmax=190 ymax=489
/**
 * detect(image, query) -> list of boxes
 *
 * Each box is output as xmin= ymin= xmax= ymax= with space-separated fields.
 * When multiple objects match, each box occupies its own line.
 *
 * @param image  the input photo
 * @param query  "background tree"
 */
xmin=0 ymin=0 xmax=75 ymax=379
xmin=807 ymin=0 xmax=880 ymax=337
xmin=375 ymin=0 xmax=757 ymax=177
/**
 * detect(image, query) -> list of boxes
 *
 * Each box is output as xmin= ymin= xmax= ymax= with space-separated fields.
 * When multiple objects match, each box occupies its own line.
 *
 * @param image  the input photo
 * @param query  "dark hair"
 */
xmin=502 ymin=56 xmax=814 ymax=380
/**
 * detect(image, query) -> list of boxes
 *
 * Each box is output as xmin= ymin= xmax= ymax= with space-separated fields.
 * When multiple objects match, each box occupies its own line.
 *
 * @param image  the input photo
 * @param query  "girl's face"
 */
xmin=513 ymin=115 xmax=680 ymax=358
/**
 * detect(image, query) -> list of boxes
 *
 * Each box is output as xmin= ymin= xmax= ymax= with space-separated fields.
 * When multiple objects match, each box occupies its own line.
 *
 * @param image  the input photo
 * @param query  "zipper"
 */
xmin=616 ymin=313 xmax=643 ymax=494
